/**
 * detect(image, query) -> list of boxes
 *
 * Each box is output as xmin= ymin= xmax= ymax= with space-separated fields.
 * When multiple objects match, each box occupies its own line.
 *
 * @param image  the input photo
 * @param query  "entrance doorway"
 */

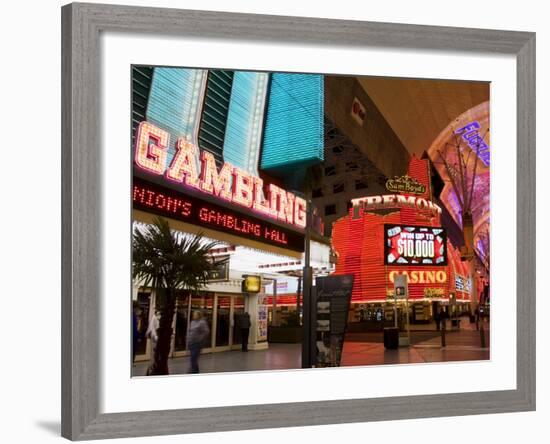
xmin=232 ymin=295 xmax=245 ymax=349
xmin=215 ymin=295 xmax=231 ymax=349
xmin=135 ymin=291 xmax=250 ymax=362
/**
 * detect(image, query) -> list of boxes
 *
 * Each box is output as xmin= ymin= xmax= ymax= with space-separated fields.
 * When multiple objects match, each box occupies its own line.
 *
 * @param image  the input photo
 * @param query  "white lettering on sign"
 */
xmin=352 ymin=194 xmax=442 ymax=216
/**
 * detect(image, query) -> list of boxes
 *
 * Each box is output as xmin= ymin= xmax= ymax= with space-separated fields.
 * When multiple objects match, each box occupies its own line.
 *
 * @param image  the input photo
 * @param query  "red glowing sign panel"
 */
xmin=133 ymin=178 xmax=305 ymax=252
xmin=384 ymin=225 xmax=447 ymax=266
xmin=134 ymin=121 xmax=307 ymax=228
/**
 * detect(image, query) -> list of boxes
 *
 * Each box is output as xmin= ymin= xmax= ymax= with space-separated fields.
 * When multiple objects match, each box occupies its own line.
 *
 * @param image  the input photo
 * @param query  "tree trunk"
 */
xmin=147 ymin=288 xmax=176 ymax=375
xmin=462 ymin=211 xmax=478 ymax=317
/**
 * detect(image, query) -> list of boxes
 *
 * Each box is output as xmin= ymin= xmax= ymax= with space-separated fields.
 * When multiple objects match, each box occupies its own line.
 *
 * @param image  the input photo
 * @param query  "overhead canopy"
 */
xmin=357 ymin=77 xmax=489 ymax=157
xmin=357 ymin=77 xmax=490 ymax=267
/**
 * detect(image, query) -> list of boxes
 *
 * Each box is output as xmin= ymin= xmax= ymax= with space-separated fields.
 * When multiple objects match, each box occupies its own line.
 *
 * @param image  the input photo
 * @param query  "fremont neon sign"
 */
xmin=351 ymin=194 xmax=442 ymax=216
xmin=134 ymin=121 xmax=306 ymax=228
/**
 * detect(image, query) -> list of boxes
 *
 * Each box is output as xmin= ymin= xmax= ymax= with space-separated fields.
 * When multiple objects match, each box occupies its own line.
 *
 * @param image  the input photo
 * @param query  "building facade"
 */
xmin=131 ymin=66 xmax=330 ymax=362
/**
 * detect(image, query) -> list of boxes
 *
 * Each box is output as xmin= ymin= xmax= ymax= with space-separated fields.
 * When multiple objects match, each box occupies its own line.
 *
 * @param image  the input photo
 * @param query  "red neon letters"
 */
xmin=134 ymin=121 xmax=306 ymax=228
xmin=133 ymin=183 xmax=290 ymax=246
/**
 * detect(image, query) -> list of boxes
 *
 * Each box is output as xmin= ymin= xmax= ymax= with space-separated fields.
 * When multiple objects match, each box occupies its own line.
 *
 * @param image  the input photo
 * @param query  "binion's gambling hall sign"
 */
xmin=133 ymin=121 xmax=306 ymax=251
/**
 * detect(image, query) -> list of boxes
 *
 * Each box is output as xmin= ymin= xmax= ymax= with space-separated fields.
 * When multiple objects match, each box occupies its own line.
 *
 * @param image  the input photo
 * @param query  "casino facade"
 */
xmin=331 ymin=156 xmax=485 ymax=328
xmin=131 ymin=66 xmax=332 ymax=361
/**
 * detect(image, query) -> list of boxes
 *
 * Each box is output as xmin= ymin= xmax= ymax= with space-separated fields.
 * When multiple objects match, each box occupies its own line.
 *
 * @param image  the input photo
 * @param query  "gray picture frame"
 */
xmin=61 ymin=2 xmax=536 ymax=440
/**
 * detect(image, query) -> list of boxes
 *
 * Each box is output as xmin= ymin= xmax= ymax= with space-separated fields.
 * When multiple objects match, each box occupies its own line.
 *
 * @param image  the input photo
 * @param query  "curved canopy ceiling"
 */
xmin=357 ymin=77 xmax=489 ymax=157
xmin=357 ymin=77 xmax=490 ymax=266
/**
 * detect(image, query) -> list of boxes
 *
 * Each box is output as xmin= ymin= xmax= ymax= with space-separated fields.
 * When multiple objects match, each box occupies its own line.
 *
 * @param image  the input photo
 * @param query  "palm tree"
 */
xmin=132 ymin=217 xmax=221 ymax=375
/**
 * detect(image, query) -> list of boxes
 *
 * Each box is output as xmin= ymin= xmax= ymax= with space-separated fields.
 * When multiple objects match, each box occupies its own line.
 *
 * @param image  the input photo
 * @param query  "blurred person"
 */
xmin=145 ymin=310 xmax=160 ymax=376
xmin=187 ymin=311 xmax=209 ymax=373
xmin=237 ymin=312 xmax=251 ymax=352
xmin=132 ymin=301 xmax=139 ymax=365
xmin=434 ymin=309 xmax=441 ymax=331
xmin=439 ymin=308 xmax=448 ymax=330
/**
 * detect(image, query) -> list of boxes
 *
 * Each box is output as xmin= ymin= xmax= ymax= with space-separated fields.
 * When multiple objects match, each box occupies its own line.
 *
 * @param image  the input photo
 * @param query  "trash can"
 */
xmin=469 ymin=314 xmax=476 ymax=323
xmin=383 ymin=327 xmax=399 ymax=350
xmin=451 ymin=319 xmax=461 ymax=329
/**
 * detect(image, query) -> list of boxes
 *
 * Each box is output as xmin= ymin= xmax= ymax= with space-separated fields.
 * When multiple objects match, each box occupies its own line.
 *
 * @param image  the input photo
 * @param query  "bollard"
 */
xmin=480 ymin=325 xmax=486 ymax=348
xmin=441 ymin=321 xmax=446 ymax=348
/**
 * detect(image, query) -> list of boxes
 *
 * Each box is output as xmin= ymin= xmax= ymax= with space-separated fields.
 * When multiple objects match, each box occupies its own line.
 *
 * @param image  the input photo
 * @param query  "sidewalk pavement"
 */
xmin=132 ymin=343 xmax=302 ymax=376
xmin=132 ymin=317 xmax=489 ymax=376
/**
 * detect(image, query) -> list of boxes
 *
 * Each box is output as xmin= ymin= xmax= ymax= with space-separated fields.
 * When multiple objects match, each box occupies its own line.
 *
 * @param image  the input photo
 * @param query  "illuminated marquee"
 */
xmin=352 ymin=194 xmax=442 ymax=216
xmin=134 ymin=121 xmax=306 ymax=228
xmin=132 ymin=178 xmax=304 ymax=252
xmin=388 ymin=270 xmax=448 ymax=284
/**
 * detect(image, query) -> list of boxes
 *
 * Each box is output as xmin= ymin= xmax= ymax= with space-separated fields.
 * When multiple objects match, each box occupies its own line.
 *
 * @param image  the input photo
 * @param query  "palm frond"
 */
xmin=132 ymin=217 xmax=221 ymax=292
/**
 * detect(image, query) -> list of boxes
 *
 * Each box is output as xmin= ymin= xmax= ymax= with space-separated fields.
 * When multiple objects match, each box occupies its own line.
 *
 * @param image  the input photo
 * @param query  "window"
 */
xmin=324 ymin=165 xmax=336 ymax=176
xmin=345 ymin=161 xmax=359 ymax=172
xmin=325 ymin=204 xmax=337 ymax=216
xmin=333 ymin=182 xmax=345 ymax=194
xmin=131 ymin=66 xmax=153 ymax=147
xmin=312 ymin=188 xmax=323 ymax=198
xmin=355 ymin=179 xmax=368 ymax=190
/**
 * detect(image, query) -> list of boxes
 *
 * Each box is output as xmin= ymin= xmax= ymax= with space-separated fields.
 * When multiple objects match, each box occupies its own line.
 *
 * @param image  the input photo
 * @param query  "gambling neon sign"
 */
xmin=134 ymin=121 xmax=307 ymax=228
xmin=133 ymin=178 xmax=304 ymax=252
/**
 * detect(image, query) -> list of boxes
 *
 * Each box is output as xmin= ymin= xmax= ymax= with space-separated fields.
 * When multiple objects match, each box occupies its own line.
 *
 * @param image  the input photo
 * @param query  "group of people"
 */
xmin=135 ymin=308 xmax=252 ymax=374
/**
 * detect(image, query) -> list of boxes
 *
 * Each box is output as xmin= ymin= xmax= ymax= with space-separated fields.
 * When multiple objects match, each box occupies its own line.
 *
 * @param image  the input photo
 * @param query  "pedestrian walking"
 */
xmin=132 ymin=301 xmax=139 ymax=365
xmin=237 ymin=312 xmax=251 ymax=352
xmin=187 ymin=311 xmax=209 ymax=374
xmin=439 ymin=308 xmax=448 ymax=330
xmin=145 ymin=310 xmax=160 ymax=375
xmin=434 ymin=309 xmax=441 ymax=331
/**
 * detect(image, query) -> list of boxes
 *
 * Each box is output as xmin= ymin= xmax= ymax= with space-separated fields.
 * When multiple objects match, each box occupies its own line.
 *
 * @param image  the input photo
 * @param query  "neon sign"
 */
xmin=352 ymin=194 xmax=442 ymax=216
xmin=385 ymin=175 xmax=426 ymax=195
xmin=388 ymin=270 xmax=448 ymax=284
xmin=133 ymin=178 xmax=305 ymax=252
xmin=454 ymin=121 xmax=490 ymax=167
xmin=134 ymin=121 xmax=307 ymax=228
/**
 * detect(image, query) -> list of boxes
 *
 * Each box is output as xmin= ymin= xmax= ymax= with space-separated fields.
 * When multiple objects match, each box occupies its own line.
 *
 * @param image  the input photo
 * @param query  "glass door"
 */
xmin=173 ymin=292 xmax=190 ymax=355
xmin=134 ymin=292 xmax=151 ymax=361
xmin=215 ymin=295 xmax=231 ymax=350
xmin=231 ymin=295 xmax=245 ymax=349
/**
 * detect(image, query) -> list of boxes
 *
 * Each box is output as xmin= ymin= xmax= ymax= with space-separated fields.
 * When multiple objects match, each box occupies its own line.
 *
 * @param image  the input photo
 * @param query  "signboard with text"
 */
xmin=385 ymin=224 xmax=447 ymax=266
xmin=314 ymin=275 xmax=354 ymax=367
xmin=133 ymin=178 xmax=305 ymax=252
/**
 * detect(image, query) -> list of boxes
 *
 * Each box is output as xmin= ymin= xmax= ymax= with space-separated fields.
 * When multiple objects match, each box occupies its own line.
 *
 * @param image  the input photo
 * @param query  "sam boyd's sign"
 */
xmin=385 ymin=175 xmax=426 ymax=195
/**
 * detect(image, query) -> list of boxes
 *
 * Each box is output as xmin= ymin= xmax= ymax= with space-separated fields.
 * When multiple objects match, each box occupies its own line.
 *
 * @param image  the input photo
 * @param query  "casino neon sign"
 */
xmin=134 ymin=121 xmax=307 ymax=228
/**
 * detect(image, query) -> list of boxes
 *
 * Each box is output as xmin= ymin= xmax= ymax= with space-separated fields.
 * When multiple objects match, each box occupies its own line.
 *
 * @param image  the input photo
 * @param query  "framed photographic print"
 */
xmin=61 ymin=2 xmax=535 ymax=440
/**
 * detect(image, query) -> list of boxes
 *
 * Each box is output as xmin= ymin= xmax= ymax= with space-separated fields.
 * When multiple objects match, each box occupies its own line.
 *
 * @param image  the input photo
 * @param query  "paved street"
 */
xmin=132 ymin=316 xmax=489 ymax=376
